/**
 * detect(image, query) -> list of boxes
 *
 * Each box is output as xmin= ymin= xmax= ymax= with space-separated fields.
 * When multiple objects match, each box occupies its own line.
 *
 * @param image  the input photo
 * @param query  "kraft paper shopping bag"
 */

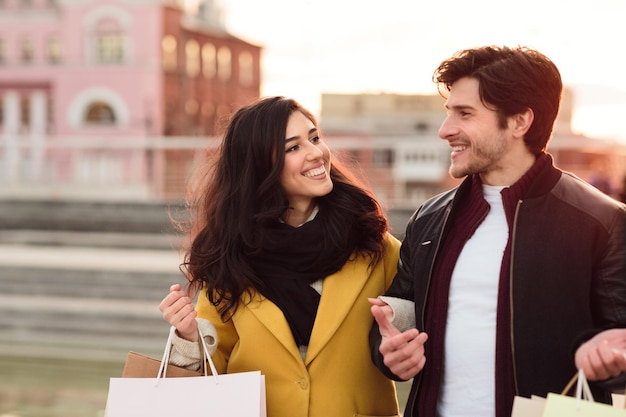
xmin=105 ymin=326 xmax=267 ymax=417
xmin=121 ymin=350 xmax=202 ymax=378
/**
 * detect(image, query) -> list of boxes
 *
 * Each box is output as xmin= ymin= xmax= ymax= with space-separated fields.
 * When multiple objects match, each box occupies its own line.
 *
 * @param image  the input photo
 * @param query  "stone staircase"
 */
xmin=0 ymin=199 xmax=188 ymax=363
xmin=0 ymin=199 xmax=414 ymax=364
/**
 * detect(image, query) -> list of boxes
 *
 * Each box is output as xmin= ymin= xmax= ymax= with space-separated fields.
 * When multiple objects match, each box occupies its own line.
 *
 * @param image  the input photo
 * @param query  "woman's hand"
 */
xmin=159 ymin=283 xmax=198 ymax=341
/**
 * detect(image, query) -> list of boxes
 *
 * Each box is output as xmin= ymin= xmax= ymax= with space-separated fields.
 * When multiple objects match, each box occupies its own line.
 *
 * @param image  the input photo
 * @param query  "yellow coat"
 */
xmin=195 ymin=233 xmax=401 ymax=417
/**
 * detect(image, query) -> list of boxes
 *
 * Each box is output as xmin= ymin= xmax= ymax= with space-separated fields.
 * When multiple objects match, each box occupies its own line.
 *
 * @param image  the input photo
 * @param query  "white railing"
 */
xmin=3 ymin=133 xmax=623 ymax=205
xmin=0 ymin=135 xmax=218 ymax=201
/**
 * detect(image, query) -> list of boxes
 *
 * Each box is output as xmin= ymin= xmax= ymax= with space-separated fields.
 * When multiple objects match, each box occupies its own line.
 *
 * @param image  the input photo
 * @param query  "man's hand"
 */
xmin=575 ymin=328 xmax=626 ymax=381
xmin=369 ymin=297 xmax=428 ymax=380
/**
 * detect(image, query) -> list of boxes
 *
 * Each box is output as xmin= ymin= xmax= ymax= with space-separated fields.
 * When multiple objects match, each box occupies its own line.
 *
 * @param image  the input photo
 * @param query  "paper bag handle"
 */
xmin=156 ymin=325 xmax=220 ymax=385
xmin=560 ymin=369 xmax=595 ymax=410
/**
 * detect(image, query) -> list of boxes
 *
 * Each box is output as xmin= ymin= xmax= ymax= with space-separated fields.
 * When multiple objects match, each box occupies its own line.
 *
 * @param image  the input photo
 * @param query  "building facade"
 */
xmin=0 ymin=0 xmax=261 ymax=199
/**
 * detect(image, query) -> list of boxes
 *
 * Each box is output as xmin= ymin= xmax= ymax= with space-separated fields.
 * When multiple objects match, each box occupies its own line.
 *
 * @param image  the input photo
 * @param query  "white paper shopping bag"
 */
xmin=105 ymin=326 xmax=266 ymax=417
xmin=106 ymin=371 xmax=266 ymax=417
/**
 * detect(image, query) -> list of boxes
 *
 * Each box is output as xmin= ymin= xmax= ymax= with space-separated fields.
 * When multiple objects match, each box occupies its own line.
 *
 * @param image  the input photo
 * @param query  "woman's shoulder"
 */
xmin=383 ymin=231 xmax=402 ymax=248
xmin=381 ymin=232 xmax=401 ymax=262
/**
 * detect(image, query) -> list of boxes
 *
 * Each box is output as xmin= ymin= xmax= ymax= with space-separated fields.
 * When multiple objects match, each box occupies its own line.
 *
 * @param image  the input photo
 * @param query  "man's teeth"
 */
xmin=304 ymin=166 xmax=326 ymax=177
xmin=452 ymin=146 xmax=467 ymax=152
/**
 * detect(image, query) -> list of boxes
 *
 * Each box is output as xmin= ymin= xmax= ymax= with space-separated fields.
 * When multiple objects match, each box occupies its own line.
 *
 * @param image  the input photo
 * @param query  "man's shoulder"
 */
xmin=551 ymin=171 xmax=625 ymax=224
xmin=408 ymin=186 xmax=460 ymax=224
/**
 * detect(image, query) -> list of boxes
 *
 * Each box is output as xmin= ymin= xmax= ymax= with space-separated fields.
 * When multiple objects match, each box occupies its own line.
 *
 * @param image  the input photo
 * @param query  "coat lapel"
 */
xmin=242 ymin=255 xmax=372 ymax=365
xmin=243 ymin=293 xmax=303 ymax=362
xmin=304 ymin=256 xmax=370 ymax=364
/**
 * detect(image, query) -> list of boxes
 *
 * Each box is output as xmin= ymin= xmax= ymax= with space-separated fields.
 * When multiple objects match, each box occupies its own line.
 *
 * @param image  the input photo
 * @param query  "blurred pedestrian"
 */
xmin=618 ymin=174 xmax=626 ymax=203
xmin=589 ymin=158 xmax=613 ymax=196
xmin=160 ymin=96 xmax=402 ymax=417
xmin=369 ymin=45 xmax=626 ymax=417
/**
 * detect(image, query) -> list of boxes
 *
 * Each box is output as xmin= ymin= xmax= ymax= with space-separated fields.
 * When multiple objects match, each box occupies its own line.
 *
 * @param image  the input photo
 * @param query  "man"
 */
xmin=369 ymin=45 xmax=626 ymax=417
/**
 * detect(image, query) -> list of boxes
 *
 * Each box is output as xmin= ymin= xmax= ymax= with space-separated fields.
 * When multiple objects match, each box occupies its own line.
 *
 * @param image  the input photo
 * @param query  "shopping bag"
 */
xmin=105 ymin=326 xmax=267 ymax=417
xmin=511 ymin=395 xmax=545 ymax=417
xmin=541 ymin=370 xmax=626 ymax=416
xmin=121 ymin=351 xmax=202 ymax=378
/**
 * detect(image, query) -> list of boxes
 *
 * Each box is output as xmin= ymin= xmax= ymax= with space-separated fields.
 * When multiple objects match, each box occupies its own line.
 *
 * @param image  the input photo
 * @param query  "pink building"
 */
xmin=0 ymin=0 xmax=261 ymax=200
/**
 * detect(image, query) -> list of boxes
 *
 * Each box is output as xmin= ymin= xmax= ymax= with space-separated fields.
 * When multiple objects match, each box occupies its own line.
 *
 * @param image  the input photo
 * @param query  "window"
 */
xmin=201 ymin=102 xmax=214 ymax=117
xmin=20 ymin=95 xmax=30 ymax=126
xmin=95 ymin=18 xmax=124 ymax=64
xmin=21 ymin=37 xmax=34 ymax=63
xmin=185 ymin=99 xmax=198 ymax=115
xmin=97 ymin=35 xmax=123 ymax=63
xmin=202 ymin=43 xmax=216 ymax=78
xmin=162 ymin=35 xmax=177 ymax=71
xmin=185 ymin=39 xmax=200 ymax=77
xmin=85 ymin=101 xmax=116 ymax=124
xmin=47 ymin=36 xmax=62 ymax=64
xmin=47 ymin=96 xmax=54 ymax=127
xmin=238 ymin=51 xmax=253 ymax=86
xmin=373 ymin=149 xmax=394 ymax=168
xmin=217 ymin=46 xmax=231 ymax=81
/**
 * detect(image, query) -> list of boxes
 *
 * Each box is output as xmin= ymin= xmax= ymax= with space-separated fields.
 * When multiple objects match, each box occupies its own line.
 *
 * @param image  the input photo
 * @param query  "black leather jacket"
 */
xmin=371 ymin=157 xmax=626 ymax=415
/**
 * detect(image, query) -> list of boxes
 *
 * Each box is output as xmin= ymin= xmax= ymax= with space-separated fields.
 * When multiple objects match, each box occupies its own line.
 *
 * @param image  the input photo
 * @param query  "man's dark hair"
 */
xmin=433 ymin=45 xmax=563 ymax=154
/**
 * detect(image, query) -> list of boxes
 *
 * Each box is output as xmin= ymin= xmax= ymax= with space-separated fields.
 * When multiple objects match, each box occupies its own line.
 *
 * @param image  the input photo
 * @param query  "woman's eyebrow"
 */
xmin=285 ymin=128 xmax=318 ymax=143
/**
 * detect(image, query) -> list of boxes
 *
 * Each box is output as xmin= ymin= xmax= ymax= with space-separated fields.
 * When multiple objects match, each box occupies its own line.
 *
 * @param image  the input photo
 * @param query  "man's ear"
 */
xmin=511 ymin=108 xmax=534 ymax=138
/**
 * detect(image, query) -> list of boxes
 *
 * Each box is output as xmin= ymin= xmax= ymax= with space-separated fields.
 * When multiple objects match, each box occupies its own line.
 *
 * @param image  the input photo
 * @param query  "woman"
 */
xmin=160 ymin=96 xmax=401 ymax=417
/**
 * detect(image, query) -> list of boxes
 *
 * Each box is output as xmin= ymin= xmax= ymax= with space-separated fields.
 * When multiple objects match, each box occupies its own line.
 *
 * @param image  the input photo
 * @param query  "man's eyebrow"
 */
xmin=445 ymin=104 xmax=476 ymax=111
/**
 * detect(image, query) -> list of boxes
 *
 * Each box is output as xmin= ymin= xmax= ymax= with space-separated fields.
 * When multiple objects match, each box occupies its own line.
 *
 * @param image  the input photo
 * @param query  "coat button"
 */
xmin=297 ymin=379 xmax=309 ymax=389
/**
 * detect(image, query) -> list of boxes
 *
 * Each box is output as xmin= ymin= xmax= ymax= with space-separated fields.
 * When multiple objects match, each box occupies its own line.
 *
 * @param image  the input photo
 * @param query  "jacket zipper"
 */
xmin=510 ymin=200 xmax=522 ymax=395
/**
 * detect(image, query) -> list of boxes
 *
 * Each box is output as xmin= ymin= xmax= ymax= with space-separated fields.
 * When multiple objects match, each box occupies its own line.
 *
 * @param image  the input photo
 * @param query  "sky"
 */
xmin=214 ymin=0 xmax=626 ymax=141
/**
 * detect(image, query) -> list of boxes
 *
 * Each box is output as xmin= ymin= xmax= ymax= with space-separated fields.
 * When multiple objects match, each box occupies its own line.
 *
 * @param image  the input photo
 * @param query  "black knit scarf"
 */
xmin=247 ymin=213 xmax=350 ymax=346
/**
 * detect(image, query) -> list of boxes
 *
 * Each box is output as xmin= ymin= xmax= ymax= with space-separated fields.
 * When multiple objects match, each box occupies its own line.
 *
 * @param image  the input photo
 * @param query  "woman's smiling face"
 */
xmin=280 ymin=110 xmax=333 ymax=216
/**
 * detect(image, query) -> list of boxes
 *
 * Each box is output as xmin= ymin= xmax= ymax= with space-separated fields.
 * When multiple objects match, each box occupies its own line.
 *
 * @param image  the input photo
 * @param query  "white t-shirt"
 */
xmin=437 ymin=184 xmax=509 ymax=417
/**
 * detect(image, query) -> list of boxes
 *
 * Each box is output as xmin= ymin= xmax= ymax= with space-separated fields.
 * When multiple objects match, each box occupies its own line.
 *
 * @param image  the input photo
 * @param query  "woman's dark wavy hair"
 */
xmin=180 ymin=96 xmax=389 ymax=320
xmin=433 ymin=45 xmax=563 ymax=155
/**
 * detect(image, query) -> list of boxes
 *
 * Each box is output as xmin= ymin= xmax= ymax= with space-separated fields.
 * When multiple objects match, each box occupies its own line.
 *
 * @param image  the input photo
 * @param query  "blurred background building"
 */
xmin=1 ymin=0 xmax=625 ymax=205
xmin=0 ymin=0 xmax=261 ymax=200
xmin=320 ymin=88 xmax=626 ymax=209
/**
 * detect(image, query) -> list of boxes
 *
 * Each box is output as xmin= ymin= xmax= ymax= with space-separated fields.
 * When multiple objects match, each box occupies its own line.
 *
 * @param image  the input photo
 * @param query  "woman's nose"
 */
xmin=306 ymin=143 xmax=324 ymax=158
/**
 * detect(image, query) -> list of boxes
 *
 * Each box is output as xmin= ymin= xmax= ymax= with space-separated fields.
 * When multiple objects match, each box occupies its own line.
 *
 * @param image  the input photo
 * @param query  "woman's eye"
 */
xmin=286 ymin=145 xmax=299 ymax=153
xmin=310 ymin=136 xmax=320 ymax=143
